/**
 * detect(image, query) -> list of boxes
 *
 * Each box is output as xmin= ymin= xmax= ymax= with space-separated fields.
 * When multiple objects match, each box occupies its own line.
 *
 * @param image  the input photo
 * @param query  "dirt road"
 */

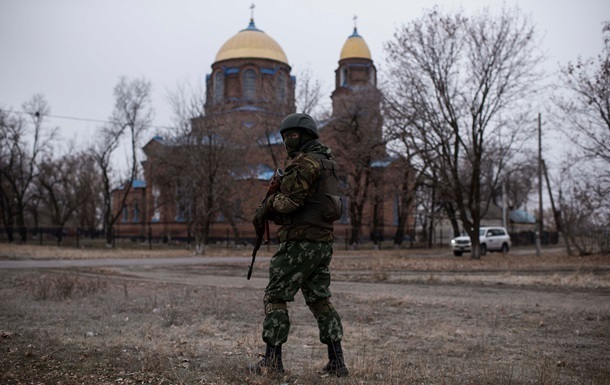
xmin=4 ymin=252 xmax=603 ymax=315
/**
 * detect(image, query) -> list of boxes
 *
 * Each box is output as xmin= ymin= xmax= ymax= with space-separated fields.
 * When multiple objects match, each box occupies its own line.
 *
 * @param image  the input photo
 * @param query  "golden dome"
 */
xmin=215 ymin=20 xmax=288 ymax=65
xmin=339 ymin=28 xmax=372 ymax=60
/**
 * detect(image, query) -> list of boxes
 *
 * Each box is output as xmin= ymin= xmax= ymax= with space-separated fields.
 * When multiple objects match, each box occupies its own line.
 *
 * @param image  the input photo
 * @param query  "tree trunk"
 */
xmin=105 ymin=226 xmax=113 ymax=248
xmin=16 ymin=209 xmax=27 ymax=243
xmin=444 ymin=202 xmax=461 ymax=237
xmin=6 ymin=226 xmax=15 ymax=243
xmin=57 ymin=226 xmax=64 ymax=246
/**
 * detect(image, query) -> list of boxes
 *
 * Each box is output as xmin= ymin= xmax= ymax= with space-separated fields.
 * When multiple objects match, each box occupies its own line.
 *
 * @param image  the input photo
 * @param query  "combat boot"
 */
xmin=321 ymin=341 xmax=349 ymax=377
xmin=247 ymin=343 xmax=284 ymax=374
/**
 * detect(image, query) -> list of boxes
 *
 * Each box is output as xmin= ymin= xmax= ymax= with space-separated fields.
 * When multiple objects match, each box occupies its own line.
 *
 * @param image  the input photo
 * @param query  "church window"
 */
xmin=152 ymin=186 xmax=160 ymax=222
xmin=175 ymin=183 xmax=190 ymax=222
xmin=214 ymin=71 xmax=224 ymax=102
xmin=277 ymin=74 xmax=286 ymax=101
xmin=243 ymin=69 xmax=256 ymax=100
xmin=133 ymin=202 xmax=139 ymax=223
xmin=340 ymin=67 xmax=348 ymax=86
xmin=122 ymin=206 xmax=128 ymax=223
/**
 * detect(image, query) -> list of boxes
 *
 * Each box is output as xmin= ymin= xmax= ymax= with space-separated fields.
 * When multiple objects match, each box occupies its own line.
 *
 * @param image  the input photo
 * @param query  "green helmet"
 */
xmin=279 ymin=113 xmax=319 ymax=139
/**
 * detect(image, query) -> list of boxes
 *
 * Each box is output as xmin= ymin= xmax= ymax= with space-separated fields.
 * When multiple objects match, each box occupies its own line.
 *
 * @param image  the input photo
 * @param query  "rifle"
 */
xmin=247 ymin=168 xmax=284 ymax=280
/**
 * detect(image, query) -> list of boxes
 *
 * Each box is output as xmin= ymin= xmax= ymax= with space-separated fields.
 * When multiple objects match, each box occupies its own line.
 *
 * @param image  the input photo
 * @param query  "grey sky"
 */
xmin=1 ymin=0 xmax=608 ymax=165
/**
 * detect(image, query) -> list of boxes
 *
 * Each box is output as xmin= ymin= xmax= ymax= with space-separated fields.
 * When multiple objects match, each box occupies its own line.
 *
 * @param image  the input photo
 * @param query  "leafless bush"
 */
xmin=31 ymin=274 xmax=107 ymax=301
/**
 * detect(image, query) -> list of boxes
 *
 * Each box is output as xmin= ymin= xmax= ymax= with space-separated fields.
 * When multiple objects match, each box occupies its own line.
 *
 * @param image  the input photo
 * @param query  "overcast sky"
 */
xmin=1 ymin=0 xmax=608 ymax=163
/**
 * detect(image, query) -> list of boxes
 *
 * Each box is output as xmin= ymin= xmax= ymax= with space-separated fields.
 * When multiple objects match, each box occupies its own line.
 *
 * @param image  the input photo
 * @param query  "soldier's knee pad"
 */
xmin=308 ymin=298 xmax=334 ymax=317
xmin=264 ymin=292 xmax=287 ymax=315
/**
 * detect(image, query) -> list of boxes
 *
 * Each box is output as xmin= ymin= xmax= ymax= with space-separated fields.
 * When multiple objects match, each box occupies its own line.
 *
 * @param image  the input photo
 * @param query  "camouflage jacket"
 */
xmin=265 ymin=140 xmax=335 ymax=243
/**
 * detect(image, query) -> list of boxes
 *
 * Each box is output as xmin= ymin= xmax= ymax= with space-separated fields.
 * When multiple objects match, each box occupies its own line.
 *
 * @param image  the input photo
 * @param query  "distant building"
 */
xmin=112 ymin=17 xmax=415 ymax=244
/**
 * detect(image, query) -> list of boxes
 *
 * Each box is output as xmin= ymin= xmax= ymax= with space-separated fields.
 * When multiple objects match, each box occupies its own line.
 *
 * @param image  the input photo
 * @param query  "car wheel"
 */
xmin=453 ymin=250 xmax=463 ymax=257
xmin=480 ymin=244 xmax=487 ymax=256
xmin=501 ymin=243 xmax=509 ymax=254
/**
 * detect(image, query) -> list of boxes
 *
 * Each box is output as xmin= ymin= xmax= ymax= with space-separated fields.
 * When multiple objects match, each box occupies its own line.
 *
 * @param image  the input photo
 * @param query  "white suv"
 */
xmin=450 ymin=226 xmax=511 ymax=257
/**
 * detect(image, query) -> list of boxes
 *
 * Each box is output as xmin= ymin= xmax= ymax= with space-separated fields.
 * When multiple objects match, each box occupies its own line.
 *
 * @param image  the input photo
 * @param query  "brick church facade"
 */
xmin=113 ymin=17 xmax=414 ymax=245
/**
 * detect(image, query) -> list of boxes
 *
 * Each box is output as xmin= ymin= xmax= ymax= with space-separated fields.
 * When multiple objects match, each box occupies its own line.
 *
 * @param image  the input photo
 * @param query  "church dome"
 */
xmin=339 ymin=28 xmax=372 ymax=60
xmin=215 ymin=20 xmax=288 ymax=65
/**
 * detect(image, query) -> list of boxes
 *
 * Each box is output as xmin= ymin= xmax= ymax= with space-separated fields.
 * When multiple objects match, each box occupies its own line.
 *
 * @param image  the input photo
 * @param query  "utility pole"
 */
xmin=502 ymin=179 xmax=507 ymax=229
xmin=536 ymin=113 xmax=543 ymax=256
xmin=542 ymin=159 xmax=572 ymax=256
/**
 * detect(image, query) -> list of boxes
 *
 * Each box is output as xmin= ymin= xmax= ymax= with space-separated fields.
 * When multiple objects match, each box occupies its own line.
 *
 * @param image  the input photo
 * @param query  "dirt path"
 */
xmin=3 ymin=248 xmax=607 ymax=314
xmin=33 ymin=258 xmax=608 ymax=317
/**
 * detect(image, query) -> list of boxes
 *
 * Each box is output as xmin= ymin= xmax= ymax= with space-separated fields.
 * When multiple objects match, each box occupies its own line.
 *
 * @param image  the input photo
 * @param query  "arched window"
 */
xmin=277 ymin=74 xmax=286 ymax=101
xmin=214 ymin=71 xmax=224 ymax=103
xmin=152 ymin=186 xmax=160 ymax=222
xmin=340 ymin=67 xmax=348 ymax=86
xmin=243 ymin=69 xmax=256 ymax=100
xmin=133 ymin=202 xmax=139 ymax=223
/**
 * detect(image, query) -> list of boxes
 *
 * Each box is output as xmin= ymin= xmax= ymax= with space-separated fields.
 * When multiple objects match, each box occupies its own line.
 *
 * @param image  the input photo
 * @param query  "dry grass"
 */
xmin=0 ymin=243 xmax=258 ymax=260
xmin=0 ymin=244 xmax=609 ymax=384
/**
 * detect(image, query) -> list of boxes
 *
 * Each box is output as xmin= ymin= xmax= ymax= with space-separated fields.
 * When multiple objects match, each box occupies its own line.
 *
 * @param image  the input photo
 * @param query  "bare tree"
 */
xmin=72 ymin=152 xmax=102 ymax=235
xmin=0 ymin=108 xmax=19 ymax=242
xmin=93 ymin=77 xmax=153 ymax=246
xmin=502 ymin=159 xmax=538 ymax=211
xmin=0 ymin=95 xmax=57 ymax=242
xmin=558 ymin=166 xmax=609 ymax=254
xmin=384 ymin=6 xmax=544 ymax=258
xmin=555 ymin=22 xmax=610 ymax=167
xmin=383 ymin=125 xmax=430 ymax=246
xmin=330 ymin=90 xmax=384 ymax=246
xmin=37 ymin=152 xmax=86 ymax=244
xmin=295 ymin=66 xmax=327 ymax=117
xmin=553 ymin=21 xmax=610 ymax=244
xmin=163 ymin=82 xmax=244 ymax=253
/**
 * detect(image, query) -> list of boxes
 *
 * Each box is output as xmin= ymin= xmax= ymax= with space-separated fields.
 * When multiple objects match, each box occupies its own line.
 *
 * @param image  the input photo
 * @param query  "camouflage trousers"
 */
xmin=262 ymin=240 xmax=344 ymax=346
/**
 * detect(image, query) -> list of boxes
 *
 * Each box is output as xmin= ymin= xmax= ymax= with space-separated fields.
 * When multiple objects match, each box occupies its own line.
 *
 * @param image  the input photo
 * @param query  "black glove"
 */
xmin=252 ymin=204 xmax=268 ymax=238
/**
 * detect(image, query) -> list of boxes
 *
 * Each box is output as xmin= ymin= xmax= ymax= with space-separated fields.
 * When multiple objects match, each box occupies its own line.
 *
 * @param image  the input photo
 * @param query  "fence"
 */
xmin=5 ymin=227 xmax=600 ymax=253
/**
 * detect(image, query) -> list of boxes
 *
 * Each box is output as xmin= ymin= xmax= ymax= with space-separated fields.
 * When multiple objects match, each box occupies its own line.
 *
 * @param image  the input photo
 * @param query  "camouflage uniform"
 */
xmin=262 ymin=141 xmax=344 ymax=346
xmin=250 ymin=113 xmax=348 ymax=377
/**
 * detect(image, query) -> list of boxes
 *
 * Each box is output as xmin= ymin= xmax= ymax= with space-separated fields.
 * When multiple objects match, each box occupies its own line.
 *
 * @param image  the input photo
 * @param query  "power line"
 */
xmin=1 ymin=109 xmax=171 ymax=130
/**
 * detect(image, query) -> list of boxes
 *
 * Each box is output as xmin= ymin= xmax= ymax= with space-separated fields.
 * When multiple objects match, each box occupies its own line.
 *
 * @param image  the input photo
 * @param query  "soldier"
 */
xmin=249 ymin=113 xmax=348 ymax=377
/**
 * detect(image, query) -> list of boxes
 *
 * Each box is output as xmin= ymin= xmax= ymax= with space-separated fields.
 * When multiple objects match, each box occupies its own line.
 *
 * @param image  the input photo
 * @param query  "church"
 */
xmin=112 ymin=15 xmax=414 ymax=246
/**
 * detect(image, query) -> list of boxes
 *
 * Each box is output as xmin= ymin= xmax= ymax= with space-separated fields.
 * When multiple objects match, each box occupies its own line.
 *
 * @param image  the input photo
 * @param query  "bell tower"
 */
xmin=331 ymin=17 xmax=378 ymax=113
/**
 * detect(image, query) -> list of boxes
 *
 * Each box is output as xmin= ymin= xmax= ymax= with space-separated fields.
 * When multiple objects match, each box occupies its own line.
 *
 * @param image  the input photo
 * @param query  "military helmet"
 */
xmin=279 ymin=113 xmax=319 ymax=139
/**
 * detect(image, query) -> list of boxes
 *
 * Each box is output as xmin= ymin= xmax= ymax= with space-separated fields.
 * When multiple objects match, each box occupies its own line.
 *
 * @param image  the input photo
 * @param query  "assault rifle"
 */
xmin=247 ymin=168 xmax=284 ymax=280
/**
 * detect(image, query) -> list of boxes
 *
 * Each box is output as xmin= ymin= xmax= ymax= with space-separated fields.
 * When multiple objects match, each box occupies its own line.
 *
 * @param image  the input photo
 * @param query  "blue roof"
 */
xmin=256 ymin=164 xmax=276 ymax=181
xmin=371 ymin=157 xmax=396 ymax=168
xmin=257 ymin=131 xmax=283 ymax=146
xmin=509 ymin=209 xmax=536 ymax=224
xmin=232 ymin=163 xmax=275 ymax=181
xmin=115 ymin=179 xmax=146 ymax=191
xmin=132 ymin=180 xmax=146 ymax=189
